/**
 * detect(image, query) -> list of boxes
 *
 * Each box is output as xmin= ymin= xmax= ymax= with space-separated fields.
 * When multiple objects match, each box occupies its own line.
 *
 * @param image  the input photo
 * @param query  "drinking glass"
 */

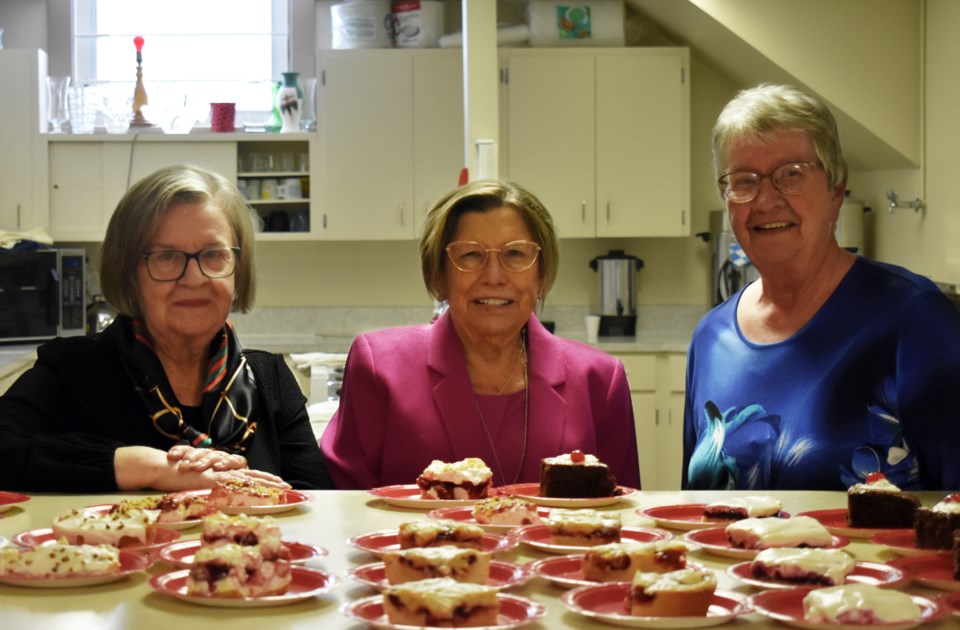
xmin=46 ymin=76 xmax=71 ymax=133
xmin=300 ymin=77 xmax=317 ymax=131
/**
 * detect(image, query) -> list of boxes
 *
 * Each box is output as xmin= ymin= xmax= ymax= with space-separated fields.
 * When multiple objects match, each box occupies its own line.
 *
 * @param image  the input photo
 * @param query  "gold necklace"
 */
xmin=474 ymin=330 xmax=529 ymax=486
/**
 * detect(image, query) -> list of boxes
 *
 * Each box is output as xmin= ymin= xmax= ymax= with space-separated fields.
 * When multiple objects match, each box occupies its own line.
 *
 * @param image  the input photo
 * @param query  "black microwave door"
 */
xmin=0 ymin=251 xmax=59 ymax=338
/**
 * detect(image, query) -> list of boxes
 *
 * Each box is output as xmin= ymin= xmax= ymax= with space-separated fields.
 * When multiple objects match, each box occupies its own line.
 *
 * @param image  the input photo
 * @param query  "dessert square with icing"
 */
xmin=0 ymin=542 xmax=120 ymax=578
xmin=626 ymin=567 xmax=717 ymax=617
xmin=548 ymin=508 xmax=621 ymax=546
xmin=397 ymin=519 xmax=485 ymax=550
xmin=751 ymin=548 xmax=855 ymax=586
xmin=200 ymin=513 xmax=288 ymax=559
xmin=383 ymin=545 xmax=491 ymax=585
xmin=725 ymin=515 xmax=833 ymax=549
xmin=382 ymin=576 xmax=499 ymax=627
xmin=416 ymin=458 xmax=493 ymax=500
xmin=471 ymin=496 xmax=543 ymax=526
xmin=703 ymin=495 xmax=782 ymax=520
xmin=803 ymin=584 xmax=921 ymax=624
xmin=207 ymin=478 xmax=285 ymax=508
xmin=114 ymin=493 xmax=217 ymax=524
xmin=51 ymin=506 xmax=158 ymax=547
xmin=186 ymin=542 xmax=292 ymax=598
xmin=582 ymin=540 xmax=687 ymax=582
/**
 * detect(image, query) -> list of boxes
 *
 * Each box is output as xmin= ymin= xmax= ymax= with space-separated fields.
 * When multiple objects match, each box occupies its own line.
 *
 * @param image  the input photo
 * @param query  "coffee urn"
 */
xmin=589 ymin=250 xmax=644 ymax=337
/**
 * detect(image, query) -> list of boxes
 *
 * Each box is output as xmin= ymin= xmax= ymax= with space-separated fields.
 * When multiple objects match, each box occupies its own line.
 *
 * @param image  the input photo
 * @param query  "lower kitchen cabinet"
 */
xmin=615 ymin=351 xmax=687 ymax=490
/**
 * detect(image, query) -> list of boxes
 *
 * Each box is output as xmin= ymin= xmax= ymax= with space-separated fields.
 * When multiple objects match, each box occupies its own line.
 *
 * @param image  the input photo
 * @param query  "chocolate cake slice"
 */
xmin=539 ymin=450 xmax=619 ymax=498
xmin=915 ymin=495 xmax=960 ymax=550
xmin=846 ymin=473 xmax=920 ymax=528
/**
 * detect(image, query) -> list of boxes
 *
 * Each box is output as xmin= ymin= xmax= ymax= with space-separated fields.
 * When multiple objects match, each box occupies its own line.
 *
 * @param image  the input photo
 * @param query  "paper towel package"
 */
xmin=392 ymin=0 xmax=445 ymax=48
xmin=331 ymin=0 xmax=394 ymax=49
xmin=528 ymin=0 xmax=626 ymax=47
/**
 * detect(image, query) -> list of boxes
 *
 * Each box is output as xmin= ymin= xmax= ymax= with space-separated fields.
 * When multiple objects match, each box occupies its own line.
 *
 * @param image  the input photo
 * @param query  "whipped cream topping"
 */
xmin=849 ymin=477 xmax=902 ymax=493
xmin=386 ymin=577 xmax=498 ymax=615
xmin=420 ymin=458 xmax=493 ymax=485
xmin=631 ymin=567 xmax=716 ymax=592
xmin=0 ymin=542 xmax=120 ymax=577
xmin=753 ymin=548 xmax=855 ymax=585
xmin=548 ymin=508 xmax=620 ymax=532
xmin=932 ymin=499 xmax=960 ymax=514
xmin=725 ymin=515 xmax=833 ymax=548
xmin=542 ymin=452 xmax=602 ymax=467
xmin=803 ymin=584 xmax=922 ymax=623
xmin=705 ymin=495 xmax=782 ymax=517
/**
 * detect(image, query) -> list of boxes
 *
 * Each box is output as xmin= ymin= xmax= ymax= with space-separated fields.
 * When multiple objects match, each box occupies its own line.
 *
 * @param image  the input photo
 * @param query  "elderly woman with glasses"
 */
xmin=320 ymin=180 xmax=641 ymax=490
xmin=683 ymin=84 xmax=960 ymax=491
xmin=0 ymin=164 xmax=331 ymax=492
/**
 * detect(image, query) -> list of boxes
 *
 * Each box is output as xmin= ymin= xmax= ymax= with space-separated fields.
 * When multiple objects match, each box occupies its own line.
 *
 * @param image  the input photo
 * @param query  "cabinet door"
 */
xmin=596 ymin=53 xmax=688 ymax=237
xmin=658 ymin=353 xmax=688 ymax=490
xmin=49 ymin=143 xmax=108 ymax=240
xmin=129 ymin=142 xmax=236 ymax=185
xmin=0 ymin=50 xmax=45 ymax=232
xmin=319 ymin=53 xmax=415 ymax=240
xmin=631 ymin=392 xmax=659 ymax=490
xmin=413 ymin=54 xmax=464 ymax=234
xmin=506 ymin=54 xmax=595 ymax=237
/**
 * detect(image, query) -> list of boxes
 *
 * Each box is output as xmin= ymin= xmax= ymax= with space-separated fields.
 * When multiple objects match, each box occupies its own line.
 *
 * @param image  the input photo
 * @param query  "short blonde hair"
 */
xmin=419 ymin=180 xmax=559 ymax=302
xmin=713 ymin=84 xmax=847 ymax=192
xmin=100 ymin=164 xmax=257 ymax=317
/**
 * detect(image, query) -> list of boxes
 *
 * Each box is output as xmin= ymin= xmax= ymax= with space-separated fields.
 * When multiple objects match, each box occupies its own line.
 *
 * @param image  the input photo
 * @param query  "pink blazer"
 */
xmin=319 ymin=313 xmax=641 ymax=490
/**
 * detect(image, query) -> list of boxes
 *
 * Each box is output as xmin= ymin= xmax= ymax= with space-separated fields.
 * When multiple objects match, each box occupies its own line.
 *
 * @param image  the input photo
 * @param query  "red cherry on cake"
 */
xmin=570 ymin=450 xmax=585 ymax=463
xmin=944 ymin=493 xmax=960 ymax=504
xmin=865 ymin=472 xmax=886 ymax=483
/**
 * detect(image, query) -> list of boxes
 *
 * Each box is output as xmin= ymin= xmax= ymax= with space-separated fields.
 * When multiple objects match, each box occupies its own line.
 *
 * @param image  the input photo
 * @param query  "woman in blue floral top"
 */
xmin=682 ymin=84 xmax=960 ymax=491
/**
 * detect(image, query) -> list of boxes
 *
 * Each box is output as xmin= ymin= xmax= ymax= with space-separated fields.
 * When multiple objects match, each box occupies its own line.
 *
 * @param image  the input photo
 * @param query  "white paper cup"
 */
xmin=585 ymin=315 xmax=601 ymax=343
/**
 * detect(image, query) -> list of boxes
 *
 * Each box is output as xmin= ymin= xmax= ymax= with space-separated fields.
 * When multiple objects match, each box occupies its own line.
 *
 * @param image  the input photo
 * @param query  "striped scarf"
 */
xmin=109 ymin=315 xmax=258 ymax=453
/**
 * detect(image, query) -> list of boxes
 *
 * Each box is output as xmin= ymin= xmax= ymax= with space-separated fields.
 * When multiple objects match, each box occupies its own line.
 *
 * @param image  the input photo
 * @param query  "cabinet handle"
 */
xmin=606 ymin=201 xmax=611 ymax=223
xmin=398 ymin=203 xmax=405 ymax=227
xmin=581 ymin=201 xmax=586 ymax=223
xmin=655 ymin=409 xmax=660 ymax=426
xmin=17 ymin=201 xmax=22 ymax=231
xmin=322 ymin=213 xmax=327 ymax=229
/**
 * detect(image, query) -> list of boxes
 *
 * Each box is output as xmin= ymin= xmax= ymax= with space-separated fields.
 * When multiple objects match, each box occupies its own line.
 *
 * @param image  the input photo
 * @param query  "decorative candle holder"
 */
xmin=129 ymin=35 xmax=155 ymax=130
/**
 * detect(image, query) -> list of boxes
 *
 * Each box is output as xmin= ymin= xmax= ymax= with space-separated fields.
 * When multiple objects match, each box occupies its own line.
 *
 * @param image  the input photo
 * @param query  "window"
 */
xmin=72 ymin=0 xmax=290 ymax=125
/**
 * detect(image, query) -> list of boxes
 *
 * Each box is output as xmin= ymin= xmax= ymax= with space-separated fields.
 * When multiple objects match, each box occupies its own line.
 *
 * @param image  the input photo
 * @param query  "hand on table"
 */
xmin=167 ymin=445 xmax=248 ymax=472
xmin=115 ymin=445 xmax=291 ymax=492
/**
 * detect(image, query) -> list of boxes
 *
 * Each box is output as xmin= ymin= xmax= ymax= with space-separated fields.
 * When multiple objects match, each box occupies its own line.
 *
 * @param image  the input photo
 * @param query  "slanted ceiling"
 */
xmin=625 ymin=0 xmax=922 ymax=172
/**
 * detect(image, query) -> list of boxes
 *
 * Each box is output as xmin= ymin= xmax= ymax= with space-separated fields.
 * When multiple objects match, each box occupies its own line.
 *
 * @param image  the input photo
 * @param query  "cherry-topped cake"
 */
xmin=915 ymin=492 xmax=960 ymax=549
xmin=539 ymin=450 xmax=619 ymax=498
xmin=846 ymin=472 xmax=920 ymax=528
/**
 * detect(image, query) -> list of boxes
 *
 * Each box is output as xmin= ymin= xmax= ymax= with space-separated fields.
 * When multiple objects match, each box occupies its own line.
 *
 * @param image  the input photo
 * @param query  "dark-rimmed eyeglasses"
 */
xmin=718 ymin=161 xmax=823 ymax=203
xmin=142 ymin=247 xmax=240 ymax=282
xmin=445 ymin=240 xmax=541 ymax=273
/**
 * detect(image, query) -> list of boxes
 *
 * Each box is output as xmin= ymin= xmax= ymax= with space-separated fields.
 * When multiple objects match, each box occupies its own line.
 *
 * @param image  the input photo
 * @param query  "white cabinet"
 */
xmin=0 ymin=50 xmax=48 ymax=232
xmin=316 ymin=50 xmax=464 ymax=240
xmin=616 ymin=351 xmax=687 ymax=490
xmin=49 ymin=138 xmax=244 ymax=241
xmin=503 ymin=48 xmax=689 ymax=238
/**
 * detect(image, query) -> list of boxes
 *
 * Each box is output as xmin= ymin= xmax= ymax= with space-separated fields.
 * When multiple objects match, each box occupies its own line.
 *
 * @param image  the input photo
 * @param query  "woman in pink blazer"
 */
xmin=320 ymin=181 xmax=641 ymax=490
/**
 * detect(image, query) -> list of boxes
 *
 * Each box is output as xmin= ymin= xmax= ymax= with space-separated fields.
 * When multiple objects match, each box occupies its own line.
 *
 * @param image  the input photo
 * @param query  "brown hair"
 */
xmin=419 ymin=179 xmax=559 ymax=302
xmin=100 ymin=164 xmax=257 ymax=317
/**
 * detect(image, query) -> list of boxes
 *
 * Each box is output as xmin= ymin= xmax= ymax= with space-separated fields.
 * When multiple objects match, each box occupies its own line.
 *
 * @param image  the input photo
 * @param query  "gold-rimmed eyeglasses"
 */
xmin=445 ymin=240 xmax=541 ymax=273
xmin=718 ymin=161 xmax=823 ymax=203
xmin=142 ymin=247 xmax=240 ymax=282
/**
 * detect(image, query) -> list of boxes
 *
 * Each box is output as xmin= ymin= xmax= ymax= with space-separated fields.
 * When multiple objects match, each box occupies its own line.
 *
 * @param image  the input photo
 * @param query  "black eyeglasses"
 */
xmin=718 ymin=161 xmax=823 ymax=203
xmin=445 ymin=240 xmax=541 ymax=272
xmin=141 ymin=247 xmax=240 ymax=282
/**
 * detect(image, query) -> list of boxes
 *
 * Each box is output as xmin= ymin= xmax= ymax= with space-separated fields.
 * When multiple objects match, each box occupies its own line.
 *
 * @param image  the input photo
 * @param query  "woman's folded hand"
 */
xmin=115 ymin=445 xmax=291 ymax=491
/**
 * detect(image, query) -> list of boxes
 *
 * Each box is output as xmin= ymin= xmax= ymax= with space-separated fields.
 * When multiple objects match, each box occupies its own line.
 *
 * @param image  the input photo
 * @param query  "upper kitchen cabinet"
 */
xmin=0 ymin=50 xmax=48 ymax=233
xmin=503 ymin=48 xmax=690 ymax=238
xmin=316 ymin=50 xmax=464 ymax=240
xmin=49 ymin=137 xmax=235 ymax=241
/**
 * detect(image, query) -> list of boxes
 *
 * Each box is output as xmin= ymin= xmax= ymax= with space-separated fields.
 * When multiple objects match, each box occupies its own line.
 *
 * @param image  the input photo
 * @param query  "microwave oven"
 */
xmin=0 ymin=248 xmax=86 ymax=342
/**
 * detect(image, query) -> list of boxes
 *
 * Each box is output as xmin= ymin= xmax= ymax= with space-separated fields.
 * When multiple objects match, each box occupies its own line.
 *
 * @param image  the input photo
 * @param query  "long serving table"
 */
xmin=0 ymin=490 xmax=958 ymax=629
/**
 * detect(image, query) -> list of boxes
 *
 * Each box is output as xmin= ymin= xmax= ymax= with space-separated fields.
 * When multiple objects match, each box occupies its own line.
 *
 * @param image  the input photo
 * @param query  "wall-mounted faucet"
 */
xmin=886 ymin=189 xmax=924 ymax=213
